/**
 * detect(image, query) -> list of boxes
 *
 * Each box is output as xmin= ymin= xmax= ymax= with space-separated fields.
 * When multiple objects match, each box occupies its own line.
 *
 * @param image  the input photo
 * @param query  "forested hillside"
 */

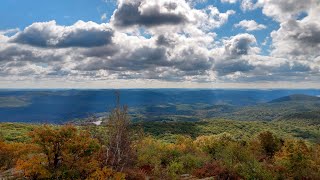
xmin=1 ymin=105 xmax=320 ymax=179
xmin=1 ymin=89 xmax=320 ymax=123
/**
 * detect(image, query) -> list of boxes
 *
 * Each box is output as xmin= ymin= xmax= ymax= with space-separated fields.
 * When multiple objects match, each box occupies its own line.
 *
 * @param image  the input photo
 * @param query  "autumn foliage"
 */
xmin=1 ymin=117 xmax=320 ymax=180
xmin=0 ymin=101 xmax=132 ymax=179
xmin=15 ymin=125 xmax=101 ymax=179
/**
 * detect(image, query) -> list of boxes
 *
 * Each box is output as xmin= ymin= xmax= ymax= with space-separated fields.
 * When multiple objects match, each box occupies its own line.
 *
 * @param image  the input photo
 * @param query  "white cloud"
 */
xmin=223 ymin=33 xmax=259 ymax=56
xmin=221 ymin=0 xmax=237 ymax=3
xmin=241 ymin=0 xmax=261 ymax=11
xmin=10 ymin=20 xmax=114 ymax=48
xmin=187 ymin=0 xmax=208 ymax=6
xmin=234 ymin=20 xmax=266 ymax=31
xmin=110 ymin=0 xmax=235 ymax=35
xmin=0 ymin=28 xmax=19 ymax=35
xmin=101 ymin=13 xmax=107 ymax=21
xmin=267 ymin=1 xmax=320 ymax=62
xmin=0 ymin=0 xmax=320 ymax=87
xmin=260 ymin=0 xmax=314 ymax=22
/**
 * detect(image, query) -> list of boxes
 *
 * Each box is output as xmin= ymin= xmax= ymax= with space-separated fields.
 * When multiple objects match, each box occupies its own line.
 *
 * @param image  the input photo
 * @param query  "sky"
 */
xmin=0 ymin=0 xmax=320 ymax=88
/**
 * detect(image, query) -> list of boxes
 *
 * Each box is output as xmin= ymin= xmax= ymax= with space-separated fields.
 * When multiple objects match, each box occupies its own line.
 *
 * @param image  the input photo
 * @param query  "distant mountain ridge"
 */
xmin=269 ymin=94 xmax=320 ymax=103
xmin=1 ymin=89 xmax=320 ymax=123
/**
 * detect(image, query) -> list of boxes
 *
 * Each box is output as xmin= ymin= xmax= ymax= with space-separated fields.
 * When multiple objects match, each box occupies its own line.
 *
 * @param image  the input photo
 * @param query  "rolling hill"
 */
xmin=1 ymin=89 xmax=320 ymax=124
xmin=269 ymin=94 xmax=320 ymax=103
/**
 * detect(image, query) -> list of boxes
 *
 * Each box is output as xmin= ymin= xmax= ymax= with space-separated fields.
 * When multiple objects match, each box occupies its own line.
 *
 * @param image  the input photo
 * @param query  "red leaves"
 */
xmin=193 ymin=161 xmax=241 ymax=179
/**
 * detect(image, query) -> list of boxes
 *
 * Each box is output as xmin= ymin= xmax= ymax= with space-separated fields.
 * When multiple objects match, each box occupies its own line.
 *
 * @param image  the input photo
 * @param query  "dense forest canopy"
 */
xmin=1 ymin=103 xmax=320 ymax=179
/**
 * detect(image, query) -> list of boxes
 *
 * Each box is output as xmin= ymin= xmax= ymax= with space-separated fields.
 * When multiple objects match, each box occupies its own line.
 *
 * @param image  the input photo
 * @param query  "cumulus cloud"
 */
xmin=0 ymin=34 xmax=9 ymax=43
xmin=156 ymin=35 xmax=175 ymax=46
xmin=73 ymin=30 xmax=215 ymax=81
xmin=209 ymin=34 xmax=259 ymax=77
xmin=11 ymin=21 xmax=114 ymax=48
xmin=214 ymin=59 xmax=254 ymax=76
xmin=271 ymin=18 xmax=320 ymax=59
xmin=221 ymin=0 xmax=237 ymax=4
xmin=1 ymin=0 xmax=320 ymax=87
xmin=199 ymin=6 xmax=235 ymax=31
xmin=111 ymin=0 xmax=189 ymax=28
xmin=81 ymin=46 xmax=170 ymax=72
xmin=266 ymin=1 xmax=320 ymax=61
xmin=111 ymin=0 xmax=235 ymax=34
xmin=223 ymin=33 xmax=259 ymax=57
xmin=234 ymin=20 xmax=266 ymax=31
xmin=187 ymin=0 xmax=208 ymax=6
xmin=240 ymin=0 xmax=260 ymax=11
xmin=0 ymin=28 xmax=20 ymax=36
xmin=262 ymin=0 xmax=313 ymax=21
xmin=237 ymin=55 xmax=319 ymax=82
xmin=0 ymin=46 xmax=34 ymax=62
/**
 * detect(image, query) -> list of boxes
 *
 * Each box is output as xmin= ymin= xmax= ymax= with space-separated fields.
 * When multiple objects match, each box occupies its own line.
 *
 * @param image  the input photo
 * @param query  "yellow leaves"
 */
xmin=135 ymin=136 xmax=210 ymax=178
xmin=86 ymin=167 xmax=126 ymax=180
xmin=311 ymin=144 xmax=320 ymax=176
xmin=113 ymin=172 xmax=126 ymax=180
xmin=275 ymin=139 xmax=310 ymax=162
xmin=274 ymin=139 xmax=315 ymax=178
xmin=194 ymin=133 xmax=235 ymax=154
xmin=194 ymin=135 xmax=217 ymax=150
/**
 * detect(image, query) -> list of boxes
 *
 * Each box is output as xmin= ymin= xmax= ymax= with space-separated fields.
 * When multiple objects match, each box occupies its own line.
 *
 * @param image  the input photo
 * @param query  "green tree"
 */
xmin=258 ymin=131 xmax=282 ymax=158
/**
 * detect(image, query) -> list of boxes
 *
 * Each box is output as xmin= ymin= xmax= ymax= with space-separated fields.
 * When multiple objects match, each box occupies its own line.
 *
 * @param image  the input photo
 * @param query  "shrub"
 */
xmin=86 ymin=167 xmax=125 ymax=180
xmin=167 ymin=161 xmax=184 ymax=179
xmin=123 ymin=168 xmax=147 ymax=180
xmin=193 ymin=161 xmax=241 ymax=179
xmin=275 ymin=139 xmax=318 ymax=179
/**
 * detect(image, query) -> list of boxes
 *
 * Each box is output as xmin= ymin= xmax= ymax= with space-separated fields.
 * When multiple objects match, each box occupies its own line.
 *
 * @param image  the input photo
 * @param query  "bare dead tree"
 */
xmin=101 ymin=91 xmax=134 ymax=172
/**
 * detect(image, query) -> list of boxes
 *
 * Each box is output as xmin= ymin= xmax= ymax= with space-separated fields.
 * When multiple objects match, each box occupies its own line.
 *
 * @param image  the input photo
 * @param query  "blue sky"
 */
xmin=0 ymin=0 xmax=115 ymax=28
xmin=0 ymin=0 xmax=277 ymax=49
xmin=0 ymin=0 xmax=319 ymax=88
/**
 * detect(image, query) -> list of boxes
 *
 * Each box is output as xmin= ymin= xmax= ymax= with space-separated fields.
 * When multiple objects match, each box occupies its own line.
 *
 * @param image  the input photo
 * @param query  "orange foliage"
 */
xmin=17 ymin=125 xmax=101 ymax=179
xmin=16 ymin=154 xmax=50 ymax=179
xmin=0 ymin=140 xmax=38 ymax=171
